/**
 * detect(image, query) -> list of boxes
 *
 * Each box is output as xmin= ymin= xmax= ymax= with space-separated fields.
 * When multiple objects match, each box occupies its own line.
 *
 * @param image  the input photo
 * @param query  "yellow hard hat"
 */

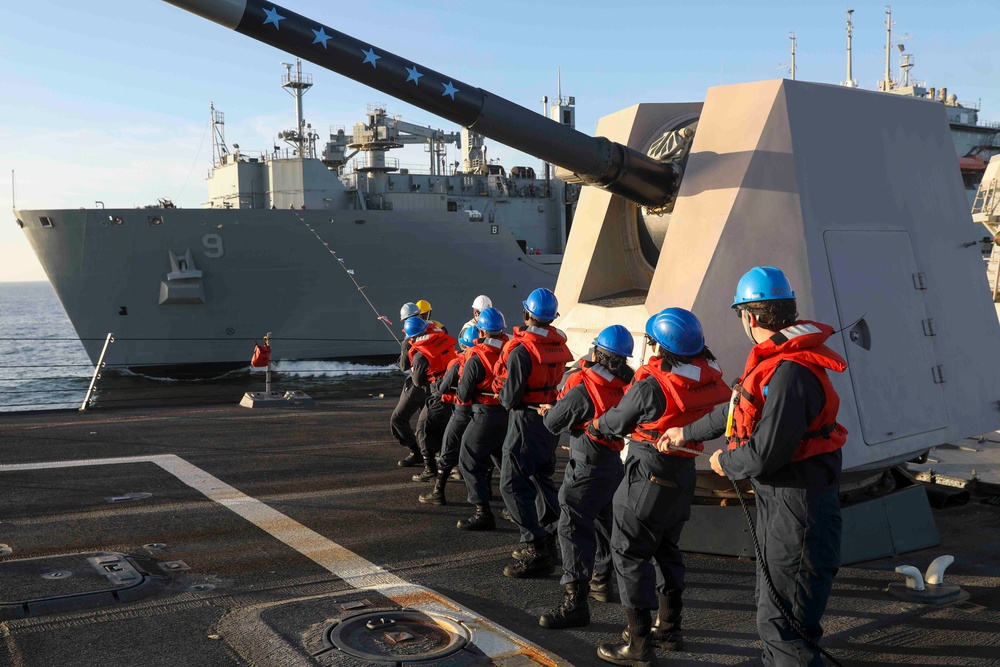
xmin=416 ymin=299 xmax=432 ymax=314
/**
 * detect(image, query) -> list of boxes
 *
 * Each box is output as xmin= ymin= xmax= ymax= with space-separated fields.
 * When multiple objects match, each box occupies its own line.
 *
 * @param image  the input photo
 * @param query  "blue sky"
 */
xmin=2 ymin=0 xmax=997 ymax=281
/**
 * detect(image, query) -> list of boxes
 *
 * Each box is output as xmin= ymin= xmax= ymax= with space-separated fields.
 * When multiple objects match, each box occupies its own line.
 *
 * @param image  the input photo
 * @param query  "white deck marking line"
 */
xmin=0 ymin=455 xmax=562 ymax=666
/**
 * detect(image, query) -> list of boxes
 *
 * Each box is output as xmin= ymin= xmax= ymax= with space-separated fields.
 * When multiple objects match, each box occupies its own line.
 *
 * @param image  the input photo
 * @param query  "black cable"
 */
xmin=732 ymin=481 xmax=845 ymax=667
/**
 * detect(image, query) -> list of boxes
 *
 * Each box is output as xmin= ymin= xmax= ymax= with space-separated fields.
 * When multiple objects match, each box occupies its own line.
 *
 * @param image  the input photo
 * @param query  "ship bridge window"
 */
xmin=39 ymin=216 xmax=53 ymax=228
xmin=148 ymin=216 xmax=163 ymax=226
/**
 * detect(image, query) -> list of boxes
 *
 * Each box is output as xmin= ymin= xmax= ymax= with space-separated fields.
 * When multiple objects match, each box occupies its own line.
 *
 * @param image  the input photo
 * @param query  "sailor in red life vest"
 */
xmin=661 ymin=267 xmax=848 ymax=667
xmin=390 ymin=302 xmax=427 ymax=468
xmin=418 ymin=325 xmax=479 ymax=506
xmin=453 ymin=307 xmax=510 ymax=531
xmin=403 ymin=316 xmax=459 ymax=484
xmin=535 ymin=325 xmax=636 ymax=631
xmin=591 ymin=308 xmax=730 ymax=667
xmin=458 ymin=295 xmax=492 ymax=346
xmin=493 ymin=288 xmax=574 ymax=579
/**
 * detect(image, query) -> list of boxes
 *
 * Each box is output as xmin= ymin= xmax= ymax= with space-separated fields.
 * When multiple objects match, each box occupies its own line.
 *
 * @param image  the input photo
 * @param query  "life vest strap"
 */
xmin=802 ymin=422 xmax=838 ymax=440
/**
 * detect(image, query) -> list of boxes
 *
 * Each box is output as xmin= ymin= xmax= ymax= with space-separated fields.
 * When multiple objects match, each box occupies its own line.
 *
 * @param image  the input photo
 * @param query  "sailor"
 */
xmin=419 ymin=325 xmax=479 ymax=505
xmin=454 ymin=307 xmax=510 ymax=531
xmin=494 ymin=288 xmax=574 ymax=578
xmin=459 ymin=295 xmax=493 ymax=343
xmin=416 ymin=299 xmax=447 ymax=332
xmin=536 ymin=324 xmax=635 ymax=630
xmin=404 ymin=317 xmax=459 ymax=484
xmin=592 ymin=308 xmax=730 ymax=667
xmin=390 ymin=302 xmax=426 ymax=467
xmin=661 ymin=267 xmax=848 ymax=667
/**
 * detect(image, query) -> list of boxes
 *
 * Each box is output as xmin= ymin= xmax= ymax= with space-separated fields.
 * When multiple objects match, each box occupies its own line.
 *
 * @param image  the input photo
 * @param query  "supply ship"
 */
xmin=15 ymin=61 xmax=580 ymax=375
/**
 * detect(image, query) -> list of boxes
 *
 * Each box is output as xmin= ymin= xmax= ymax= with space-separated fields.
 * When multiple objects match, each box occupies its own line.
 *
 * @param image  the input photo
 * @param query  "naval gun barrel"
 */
xmin=163 ymin=0 xmax=676 ymax=208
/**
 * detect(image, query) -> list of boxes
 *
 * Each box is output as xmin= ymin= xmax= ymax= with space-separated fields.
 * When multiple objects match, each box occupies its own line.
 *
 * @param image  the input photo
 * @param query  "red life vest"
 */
xmin=250 ymin=343 xmax=271 ymax=368
xmin=440 ymin=353 xmax=473 ymax=405
xmin=728 ymin=321 xmax=848 ymax=462
xmin=470 ymin=335 xmax=508 ymax=405
xmin=492 ymin=326 xmax=574 ymax=404
xmin=630 ymin=356 xmax=731 ymax=458
xmin=407 ymin=330 xmax=459 ymax=383
xmin=559 ymin=359 xmax=629 ymax=452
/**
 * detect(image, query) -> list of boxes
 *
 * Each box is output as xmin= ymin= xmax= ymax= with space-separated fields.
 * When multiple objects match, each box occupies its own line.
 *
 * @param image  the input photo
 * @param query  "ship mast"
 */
xmin=280 ymin=59 xmax=314 ymax=158
xmin=843 ymin=9 xmax=858 ymax=88
xmin=879 ymin=5 xmax=896 ymax=91
xmin=789 ymin=32 xmax=797 ymax=81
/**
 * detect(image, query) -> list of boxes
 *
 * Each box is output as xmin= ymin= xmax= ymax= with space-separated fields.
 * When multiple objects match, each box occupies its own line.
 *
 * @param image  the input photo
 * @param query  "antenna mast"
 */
xmin=843 ymin=9 xmax=858 ymax=87
xmin=280 ymin=59 xmax=314 ymax=158
xmin=880 ymin=5 xmax=896 ymax=91
xmin=789 ymin=32 xmax=797 ymax=81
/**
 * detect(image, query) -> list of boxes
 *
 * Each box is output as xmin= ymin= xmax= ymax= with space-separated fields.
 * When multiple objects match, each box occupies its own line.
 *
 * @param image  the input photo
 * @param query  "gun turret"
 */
xmin=163 ymin=0 xmax=677 ymax=208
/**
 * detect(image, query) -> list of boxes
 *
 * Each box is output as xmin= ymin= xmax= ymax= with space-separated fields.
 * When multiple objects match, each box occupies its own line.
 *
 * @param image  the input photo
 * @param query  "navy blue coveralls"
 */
xmin=390 ymin=339 xmax=425 ymax=456
xmin=596 ymin=376 xmax=697 ymax=612
xmin=436 ymin=361 xmax=471 ymax=471
xmin=683 ymin=362 xmax=841 ymax=667
xmin=455 ymin=352 xmax=507 ymax=505
xmin=542 ymin=364 xmax=625 ymax=586
xmin=411 ymin=351 xmax=453 ymax=463
xmin=499 ymin=345 xmax=560 ymax=544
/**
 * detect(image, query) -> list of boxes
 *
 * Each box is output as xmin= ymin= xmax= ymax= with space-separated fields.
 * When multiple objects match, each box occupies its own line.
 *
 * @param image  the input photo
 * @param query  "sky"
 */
xmin=2 ymin=0 xmax=998 ymax=282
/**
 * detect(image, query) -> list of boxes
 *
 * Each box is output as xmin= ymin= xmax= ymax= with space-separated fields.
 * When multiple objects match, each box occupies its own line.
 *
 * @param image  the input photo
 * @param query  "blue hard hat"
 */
xmin=477 ymin=307 xmax=506 ymax=332
xmin=650 ymin=308 xmax=705 ymax=356
xmin=459 ymin=325 xmax=478 ymax=349
xmin=403 ymin=317 xmax=429 ymax=338
xmin=593 ymin=324 xmax=634 ymax=357
xmin=523 ymin=288 xmax=559 ymax=320
xmin=644 ymin=313 xmax=661 ymax=338
xmin=732 ymin=266 xmax=795 ymax=309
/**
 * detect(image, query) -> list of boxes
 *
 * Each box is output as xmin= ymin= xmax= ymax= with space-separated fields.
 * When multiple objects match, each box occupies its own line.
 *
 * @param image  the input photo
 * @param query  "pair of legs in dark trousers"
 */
xmin=500 ymin=407 xmax=560 ymax=544
xmin=390 ymin=377 xmax=426 ymax=457
xmin=558 ymin=436 xmax=623 ymax=586
xmin=611 ymin=441 xmax=696 ymax=612
xmin=439 ymin=404 xmax=472 ymax=471
xmin=459 ymin=404 xmax=508 ymax=505
xmin=415 ymin=393 xmax=452 ymax=466
xmin=418 ymin=404 xmax=472 ymax=505
xmin=753 ymin=482 xmax=841 ymax=667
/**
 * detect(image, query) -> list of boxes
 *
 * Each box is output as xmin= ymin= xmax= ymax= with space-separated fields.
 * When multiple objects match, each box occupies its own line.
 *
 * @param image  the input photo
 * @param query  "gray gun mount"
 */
xmin=163 ymin=0 xmax=676 ymax=208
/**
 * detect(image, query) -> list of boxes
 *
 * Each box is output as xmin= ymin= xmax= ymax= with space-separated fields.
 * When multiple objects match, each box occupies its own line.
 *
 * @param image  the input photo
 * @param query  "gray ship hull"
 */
xmin=17 ymin=207 xmax=559 ymax=372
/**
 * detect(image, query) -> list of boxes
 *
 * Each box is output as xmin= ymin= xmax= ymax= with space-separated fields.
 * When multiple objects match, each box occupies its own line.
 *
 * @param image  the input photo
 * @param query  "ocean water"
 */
xmin=0 ymin=282 xmax=402 ymax=413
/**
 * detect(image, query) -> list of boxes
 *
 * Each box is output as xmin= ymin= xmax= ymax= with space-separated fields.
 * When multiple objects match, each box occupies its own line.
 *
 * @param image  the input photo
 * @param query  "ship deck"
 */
xmin=1 ymin=399 xmax=998 ymax=666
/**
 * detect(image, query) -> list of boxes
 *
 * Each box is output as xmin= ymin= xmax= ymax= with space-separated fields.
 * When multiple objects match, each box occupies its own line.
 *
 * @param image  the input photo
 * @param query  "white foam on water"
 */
xmin=261 ymin=360 xmax=398 ymax=379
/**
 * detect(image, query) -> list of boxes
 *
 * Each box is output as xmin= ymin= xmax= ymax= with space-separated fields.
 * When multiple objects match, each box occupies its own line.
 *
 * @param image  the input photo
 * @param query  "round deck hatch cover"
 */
xmin=328 ymin=610 xmax=469 ymax=662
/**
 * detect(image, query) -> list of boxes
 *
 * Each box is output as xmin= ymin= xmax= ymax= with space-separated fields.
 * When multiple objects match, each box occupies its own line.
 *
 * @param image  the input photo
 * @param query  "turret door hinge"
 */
xmin=933 ymin=365 xmax=946 ymax=384
xmin=913 ymin=272 xmax=927 ymax=290
xmin=922 ymin=318 xmax=936 ymax=336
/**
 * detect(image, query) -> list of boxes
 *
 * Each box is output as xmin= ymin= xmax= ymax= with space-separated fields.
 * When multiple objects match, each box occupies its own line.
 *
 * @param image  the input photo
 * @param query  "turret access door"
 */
xmin=823 ymin=230 xmax=948 ymax=445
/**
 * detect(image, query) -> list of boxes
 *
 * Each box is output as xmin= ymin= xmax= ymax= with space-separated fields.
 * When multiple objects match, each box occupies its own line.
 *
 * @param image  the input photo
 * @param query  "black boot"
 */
xmin=419 ymin=470 xmax=448 ymax=505
xmin=598 ymin=608 xmax=658 ymax=666
xmin=652 ymin=591 xmax=683 ymax=650
xmin=539 ymin=581 xmax=591 ymax=629
xmin=456 ymin=504 xmax=495 ymax=531
xmin=589 ymin=571 xmax=612 ymax=603
xmin=411 ymin=455 xmax=438 ymax=482
xmin=503 ymin=542 xmax=554 ymax=579
xmin=513 ymin=532 xmax=556 ymax=560
xmin=397 ymin=449 xmax=421 ymax=467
